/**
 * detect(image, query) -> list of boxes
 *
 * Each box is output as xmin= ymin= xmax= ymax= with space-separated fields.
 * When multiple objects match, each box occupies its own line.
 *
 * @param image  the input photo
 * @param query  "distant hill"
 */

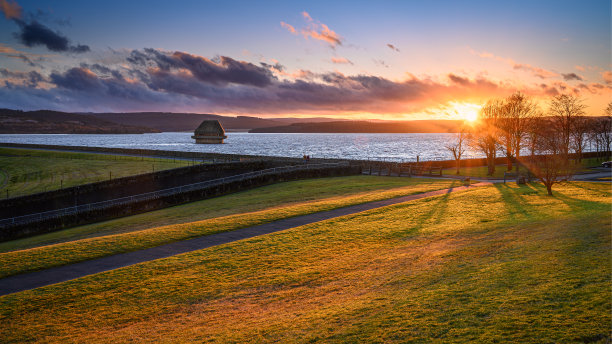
xmin=249 ymin=120 xmax=466 ymax=133
xmin=0 ymin=109 xmax=469 ymax=134
xmin=88 ymin=113 xmax=352 ymax=131
xmin=89 ymin=112 xmax=285 ymax=131
xmin=0 ymin=109 xmax=158 ymax=134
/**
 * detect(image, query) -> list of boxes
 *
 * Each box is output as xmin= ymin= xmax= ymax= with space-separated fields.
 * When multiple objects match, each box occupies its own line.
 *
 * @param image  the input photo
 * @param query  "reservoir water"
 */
xmin=0 ymin=132 xmax=492 ymax=162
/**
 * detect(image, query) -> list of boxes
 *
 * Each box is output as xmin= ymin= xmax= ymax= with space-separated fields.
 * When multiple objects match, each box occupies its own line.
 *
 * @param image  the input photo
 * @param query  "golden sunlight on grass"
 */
xmin=0 ymin=182 xmax=609 ymax=343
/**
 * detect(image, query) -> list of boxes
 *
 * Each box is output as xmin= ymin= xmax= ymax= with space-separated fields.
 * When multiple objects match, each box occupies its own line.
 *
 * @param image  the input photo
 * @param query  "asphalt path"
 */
xmin=0 ymin=182 xmax=490 ymax=296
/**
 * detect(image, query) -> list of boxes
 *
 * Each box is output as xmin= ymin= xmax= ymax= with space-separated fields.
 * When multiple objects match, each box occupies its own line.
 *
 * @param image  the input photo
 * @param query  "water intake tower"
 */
xmin=192 ymin=120 xmax=227 ymax=144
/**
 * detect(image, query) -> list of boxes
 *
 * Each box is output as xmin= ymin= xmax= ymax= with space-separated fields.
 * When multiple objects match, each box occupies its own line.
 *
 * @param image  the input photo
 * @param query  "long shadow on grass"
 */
xmin=492 ymin=183 xmax=539 ymax=222
xmin=567 ymin=181 xmax=611 ymax=196
xmin=391 ymin=185 xmax=455 ymax=239
xmin=550 ymin=186 xmax=609 ymax=214
xmin=511 ymin=181 xmax=608 ymax=215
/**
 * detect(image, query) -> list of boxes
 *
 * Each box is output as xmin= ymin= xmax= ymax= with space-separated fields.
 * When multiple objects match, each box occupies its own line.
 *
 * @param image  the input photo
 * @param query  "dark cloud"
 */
xmin=3 ymin=53 xmax=37 ymax=66
xmin=373 ymin=59 xmax=389 ymax=68
xmin=0 ymin=68 xmax=44 ymax=87
xmin=448 ymin=73 xmax=470 ymax=86
xmin=26 ymin=8 xmax=71 ymax=27
xmin=50 ymin=67 xmax=102 ymax=90
xmin=4 ymin=49 xmax=607 ymax=115
xmin=16 ymin=53 xmax=35 ymax=66
xmin=7 ymin=54 xmax=503 ymax=114
xmin=128 ymin=49 xmax=275 ymax=87
xmin=46 ymin=67 xmax=178 ymax=110
xmin=540 ymin=83 xmax=559 ymax=96
xmin=260 ymin=62 xmax=284 ymax=72
xmin=14 ymin=20 xmax=89 ymax=53
xmin=386 ymin=43 xmax=400 ymax=52
xmin=562 ymin=72 xmax=583 ymax=81
xmin=80 ymin=63 xmax=124 ymax=80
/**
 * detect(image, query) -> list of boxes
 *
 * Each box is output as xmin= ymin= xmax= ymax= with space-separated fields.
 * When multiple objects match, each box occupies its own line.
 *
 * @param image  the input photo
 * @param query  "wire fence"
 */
xmin=0 ymin=162 xmax=350 ymax=228
xmin=0 ymin=152 xmax=206 ymax=199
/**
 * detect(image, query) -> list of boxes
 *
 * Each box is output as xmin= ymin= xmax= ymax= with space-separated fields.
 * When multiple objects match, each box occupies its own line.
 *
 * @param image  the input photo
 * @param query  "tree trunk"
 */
xmin=456 ymin=159 xmax=460 ymax=175
xmin=487 ymin=156 xmax=495 ymax=176
xmin=546 ymin=183 xmax=553 ymax=196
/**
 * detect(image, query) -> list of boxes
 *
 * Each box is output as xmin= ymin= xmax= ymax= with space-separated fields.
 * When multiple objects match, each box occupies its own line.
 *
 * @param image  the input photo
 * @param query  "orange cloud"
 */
xmin=280 ymin=21 xmax=296 ymax=34
xmin=0 ymin=43 xmax=49 ymax=66
xmin=0 ymin=43 xmax=22 ymax=55
xmin=282 ymin=12 xmax=342 ymax=48
xmin=386 ymin=43 xmax=400 ymax=52
xmin=331 ymin=57 xmax=353 ymax=65
xmin=512 ymin=63 xmax=558 ymax=79
xmin=602 ymin=71 xmax=612 ymax=85
xmin=471 ymin=49 xmax=558 ymax=79
xmin=302 ymin=23 xmax=342 ymax=47
xmin=0 ymin=0 xmax=20 ymax=19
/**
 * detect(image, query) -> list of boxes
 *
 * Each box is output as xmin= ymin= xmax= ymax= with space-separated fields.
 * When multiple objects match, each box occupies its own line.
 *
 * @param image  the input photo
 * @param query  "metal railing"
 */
xmin=0 ymin=162 xmax=350 ymax=228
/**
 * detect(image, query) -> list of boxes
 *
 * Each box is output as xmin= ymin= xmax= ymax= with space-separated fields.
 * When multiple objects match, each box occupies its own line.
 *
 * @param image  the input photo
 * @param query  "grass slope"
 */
xmin=0 ymin=182 xmax=609 ymax=343
xmin=0 ymin=147 xmax=191 ymax=198
xmin=443 ymin=157 xmax=605 ymax=178
xmin=0 ymin=177 xmax=459 ymax=277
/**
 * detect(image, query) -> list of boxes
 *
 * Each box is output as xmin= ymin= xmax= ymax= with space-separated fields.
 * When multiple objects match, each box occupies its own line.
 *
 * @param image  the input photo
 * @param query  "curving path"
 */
xmin=0 ymin=182 xmax=491 ymax=296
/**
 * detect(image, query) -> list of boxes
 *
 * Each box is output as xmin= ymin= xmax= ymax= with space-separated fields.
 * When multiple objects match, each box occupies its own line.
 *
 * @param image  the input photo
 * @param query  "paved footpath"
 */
xmin=0 ymin=182 xmax=490 ymax=296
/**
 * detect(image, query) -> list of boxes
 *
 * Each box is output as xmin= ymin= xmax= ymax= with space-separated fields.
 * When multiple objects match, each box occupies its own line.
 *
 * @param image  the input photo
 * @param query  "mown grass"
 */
xmin=0 ymin=176 xmax=457 ymax=253
xmin=443 ymin=164 xmax=508 ymax=178
xmin=0 ymin=147 xmax=192 ymax=198
xmin=0 ymin=177 xmax=460 ymax=277
xmin=0 ymin=182 xmax=608 ymax=343
xmin=444 ymin=157 xmax=605 ymax=178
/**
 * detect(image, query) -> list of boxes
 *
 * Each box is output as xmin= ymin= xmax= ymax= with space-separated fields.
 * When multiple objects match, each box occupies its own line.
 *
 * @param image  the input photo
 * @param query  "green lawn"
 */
xmin=444 ymin=156 xmax=606 ymax=178
xmin=0 ymin=176 xmax=460 ymax=277
xmin=0 ymin=181 xmax=608 ymax=343
xmin=0 ymin=147 xmax=192 ymax=198
xmin=443 ymin=164 xmax=509 ymax=178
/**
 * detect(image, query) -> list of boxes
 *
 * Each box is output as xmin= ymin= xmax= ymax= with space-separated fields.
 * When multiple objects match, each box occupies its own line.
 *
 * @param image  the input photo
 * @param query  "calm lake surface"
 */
xmin=0 ymin=132 xmax=486 ymax=162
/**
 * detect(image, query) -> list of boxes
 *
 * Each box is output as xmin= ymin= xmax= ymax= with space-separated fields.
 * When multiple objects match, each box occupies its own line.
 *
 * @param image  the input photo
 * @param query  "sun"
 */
xmin=464 ymin=109 xmax=478 ymax=122
xmin=448 ymin=101 xmax=481 ymax=122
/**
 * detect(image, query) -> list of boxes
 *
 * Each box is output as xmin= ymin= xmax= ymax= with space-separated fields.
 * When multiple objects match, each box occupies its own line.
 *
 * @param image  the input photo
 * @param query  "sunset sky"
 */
xmin=0 ymin=0 xmax=610 ymax=120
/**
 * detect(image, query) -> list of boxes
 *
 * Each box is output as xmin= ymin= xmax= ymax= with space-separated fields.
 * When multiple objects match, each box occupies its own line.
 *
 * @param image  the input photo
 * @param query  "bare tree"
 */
xmin=496 ymin=107 xmax=514 ymax=171
xmin=469 ymin=99 xmax=503 ymax=176
xmin=548 ymin=94 xmax=586 ymax=156
xmin=525 ymin=111 xmax=545 ymax=158
xmin=600 ymin=103 xmax=612 ymax=159
xmin=588 ymin=104 xmax=611 ymax=160
xmin=524 ymin=117 xmax=575 ymax=196
xmin=445 ymin=126 xmax=467 ymax=174
xmin=571 ymin=115 xmax=590 ymax=162
xmin=499 ymin=92 xmax=539 ymax=171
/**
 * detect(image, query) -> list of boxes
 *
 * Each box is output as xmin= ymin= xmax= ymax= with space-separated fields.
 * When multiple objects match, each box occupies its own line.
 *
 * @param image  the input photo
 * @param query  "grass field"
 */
xmin=0 ymin=176 xmax=461 ymax=277
xmin=443 ymin=157 xmax=606 ymax=178
xmin=0 ymin=147 xmax=192 ymax=198
xmin=0 ymin=181 xmax=609 ymax=343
